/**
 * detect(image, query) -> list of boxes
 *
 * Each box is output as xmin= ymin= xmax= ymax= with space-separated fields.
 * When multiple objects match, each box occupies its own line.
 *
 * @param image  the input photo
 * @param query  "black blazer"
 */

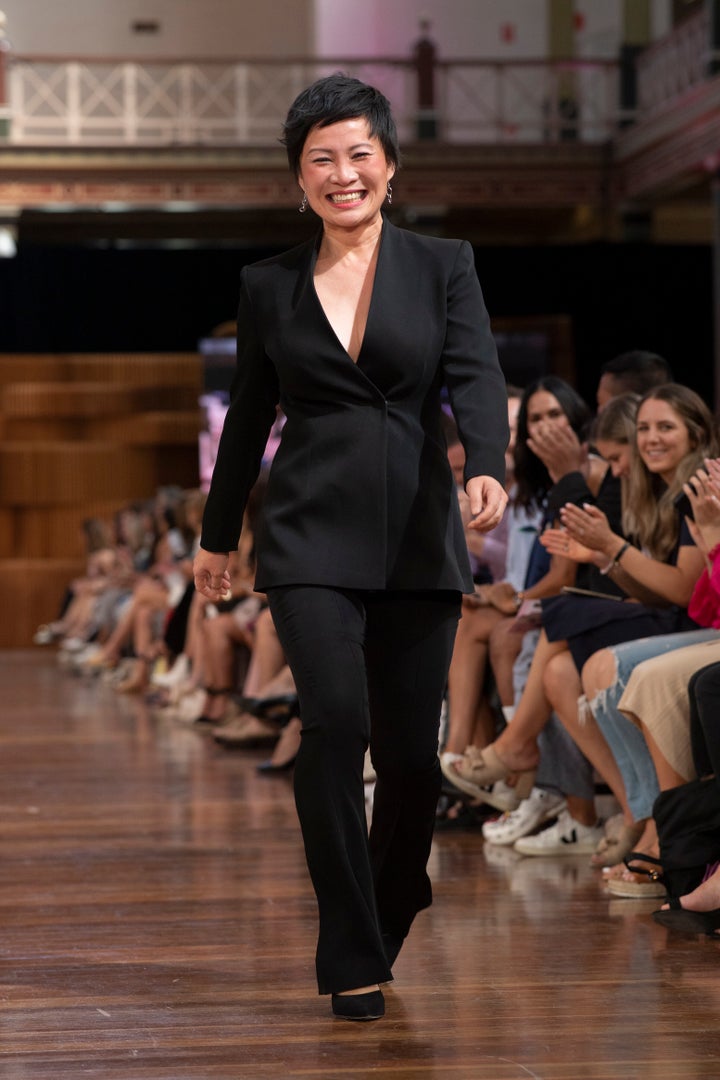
xmin=201 ymin=218 xmax=508 ymax=593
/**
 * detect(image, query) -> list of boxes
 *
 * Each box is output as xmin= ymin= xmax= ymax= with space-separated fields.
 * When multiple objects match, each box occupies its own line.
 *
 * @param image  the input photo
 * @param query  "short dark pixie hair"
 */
xmin=281 ymin=73 xmax=400 ymax=178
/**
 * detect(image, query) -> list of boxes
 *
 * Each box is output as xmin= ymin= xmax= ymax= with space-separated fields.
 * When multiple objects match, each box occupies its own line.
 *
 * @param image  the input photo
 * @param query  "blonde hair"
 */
xmin=623 ymin=384 xmax=719 ymax=560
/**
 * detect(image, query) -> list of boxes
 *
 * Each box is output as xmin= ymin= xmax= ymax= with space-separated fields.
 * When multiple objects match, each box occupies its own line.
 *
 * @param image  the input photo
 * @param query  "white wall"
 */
xmin=0 ymin=0 xmax=313 ymax=57
xmin=0 ymin=0 xmax=677 ymax=60
xmin=312 ymin=0 xmax=547 ymax=59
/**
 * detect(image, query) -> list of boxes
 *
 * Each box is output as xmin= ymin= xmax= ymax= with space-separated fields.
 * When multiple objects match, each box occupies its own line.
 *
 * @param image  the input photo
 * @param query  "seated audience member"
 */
xmin=441 ymin=376 xmax=587 ymax=807
xmin=589 ymin=457 xmax=720 ymax=896
xmin=86 ymin=490 xmax=197 ymax=690
xmin=34 ymin=520 xmax=127 ymax=648
xmin=595 ymin=349 xmax=672 ymax=412
xmin=482 ymin=392 xmax=638 ymax=849
xmin=453 ymin=385 xmax=716 ymax=862
xmin=550 ymin=392 xmax=717 ymax=882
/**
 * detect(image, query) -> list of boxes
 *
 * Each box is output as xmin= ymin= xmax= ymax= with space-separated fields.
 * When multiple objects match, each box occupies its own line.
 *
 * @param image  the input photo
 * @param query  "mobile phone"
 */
xmin=673 ymin=489 xmax=695 ymax=521
xmin=561 ymin=585 xmax=624 ymax=602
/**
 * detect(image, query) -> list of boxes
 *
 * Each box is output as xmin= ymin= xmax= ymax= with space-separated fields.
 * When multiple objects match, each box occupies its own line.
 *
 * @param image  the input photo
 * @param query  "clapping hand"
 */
xmin=684 ymin=460 xmax=720 ymax=557
xmin=540 ymin=526 xmax=595 ymax=563
xmin=558 ymin=502 xmax=616 ymax=557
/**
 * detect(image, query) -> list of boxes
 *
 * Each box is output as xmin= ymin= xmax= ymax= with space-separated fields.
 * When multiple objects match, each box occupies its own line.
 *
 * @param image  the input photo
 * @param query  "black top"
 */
xmin=201 ymin=218 xmax=509 ymax=593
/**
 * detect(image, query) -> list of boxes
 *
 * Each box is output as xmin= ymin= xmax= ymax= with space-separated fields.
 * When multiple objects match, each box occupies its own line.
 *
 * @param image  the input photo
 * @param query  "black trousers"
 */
xmin=266 ymin=586 xmax=461 ymax=995
xmin=689 ymin=660 xmax=720 ymax=783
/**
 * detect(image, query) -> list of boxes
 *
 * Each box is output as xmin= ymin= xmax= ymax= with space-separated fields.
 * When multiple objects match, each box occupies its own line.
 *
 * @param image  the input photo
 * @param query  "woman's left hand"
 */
xmin=558 ymin=502 xmax=616 ymax=556
xmin=466 ymin=476 xmax=508 ymax=532
xmin=540 ymin=526 xmax=595 ymax=563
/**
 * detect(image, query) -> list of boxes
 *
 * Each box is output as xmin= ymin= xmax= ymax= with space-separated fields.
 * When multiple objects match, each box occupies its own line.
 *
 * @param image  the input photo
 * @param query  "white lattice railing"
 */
xmin=636 ymin=7 xmax=711 ymax=114
xmin=437 ymin=60 xmax=618 ymax=143
xmin=6 ymin=55 xmax=620 ymax=146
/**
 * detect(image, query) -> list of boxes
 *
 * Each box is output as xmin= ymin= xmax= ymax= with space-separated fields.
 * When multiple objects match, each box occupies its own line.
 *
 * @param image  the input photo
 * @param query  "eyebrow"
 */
xmin=305 ymin=142 xmax=374 ymax=154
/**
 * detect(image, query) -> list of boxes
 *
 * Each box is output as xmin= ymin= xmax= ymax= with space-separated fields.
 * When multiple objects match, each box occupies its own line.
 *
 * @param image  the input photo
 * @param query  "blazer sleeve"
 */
xmin=200 ymin=268 xmax=280 ymax=553
xmin=441 ymin=241 xmax=509 ymax=487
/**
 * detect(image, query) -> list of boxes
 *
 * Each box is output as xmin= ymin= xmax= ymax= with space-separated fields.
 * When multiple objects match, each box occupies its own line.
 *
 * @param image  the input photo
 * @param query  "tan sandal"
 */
xmin=450 ymin=743 xmax=536 ymax=803
xmin=590 ymin=819 xmax=646 ymax=868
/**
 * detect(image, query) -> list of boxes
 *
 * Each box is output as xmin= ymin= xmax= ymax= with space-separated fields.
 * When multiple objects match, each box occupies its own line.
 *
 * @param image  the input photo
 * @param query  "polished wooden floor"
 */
xmin=2 ymin=650 xmax=719 ymax=1079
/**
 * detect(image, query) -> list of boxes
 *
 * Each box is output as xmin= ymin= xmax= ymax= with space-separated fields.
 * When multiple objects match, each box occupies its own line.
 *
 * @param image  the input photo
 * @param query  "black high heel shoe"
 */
xmin=257 ymin=716 xmax=301 ymax=774
xmin=331 ymin=989 xmax=385 ymax=1021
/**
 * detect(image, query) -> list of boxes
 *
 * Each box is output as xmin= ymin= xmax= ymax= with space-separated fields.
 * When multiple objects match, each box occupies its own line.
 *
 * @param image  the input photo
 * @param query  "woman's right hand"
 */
xmin=685 ymin=466 xmax=720 ymax=555
xmin=193 ymin=548 xmax=232 ymax=600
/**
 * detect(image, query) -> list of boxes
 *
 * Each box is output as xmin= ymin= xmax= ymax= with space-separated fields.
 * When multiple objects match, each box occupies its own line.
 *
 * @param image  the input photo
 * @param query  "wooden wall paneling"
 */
xmin=0 ymin=508 xmax=14 ymax=558
xmin=2 ymin=419 xmax=87 ymax=440
xmin=0 ymin=443 xmax=157 ymax=505
xmin=84 ymin=411 xmax=202 ymax=445
xmin=2 ymin=383 xmax=138 ymax=418
xmin=67 ymin=354 xmax=203 ymax=388
xmin=0 ymin=559 xmax=86 ymax=646
xmin=0 ymin=355 xmax=71 ymax=385
xmin=0 ymin=353 xmax=204 ymax=644
xmin=14 ymin=502 xmax=126 ymax=559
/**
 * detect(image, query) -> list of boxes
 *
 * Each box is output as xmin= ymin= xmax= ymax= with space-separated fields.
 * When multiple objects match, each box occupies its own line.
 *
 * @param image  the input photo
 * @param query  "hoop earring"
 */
xmin=386 ymin=182 xmax=393 ymax=205
xmin=299 ymin=192 xmax=308 ymax=214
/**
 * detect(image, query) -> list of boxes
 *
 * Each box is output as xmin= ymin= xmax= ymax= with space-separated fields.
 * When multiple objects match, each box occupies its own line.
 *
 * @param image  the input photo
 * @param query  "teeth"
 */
xmin=331 ymin=192 xmax=363 ymax=203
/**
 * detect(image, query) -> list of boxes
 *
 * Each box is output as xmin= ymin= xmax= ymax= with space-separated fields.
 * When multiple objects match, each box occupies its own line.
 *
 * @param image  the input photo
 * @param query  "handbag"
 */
xmin=653 ymin=776 xmax=720 ymax=896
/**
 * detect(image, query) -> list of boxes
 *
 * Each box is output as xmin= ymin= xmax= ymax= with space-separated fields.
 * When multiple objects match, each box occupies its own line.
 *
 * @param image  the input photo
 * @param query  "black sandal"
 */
xmin=196 ymin=686 xmax=233 ymax=725
xmin=652 ymin=898 xmax=720 ymax=935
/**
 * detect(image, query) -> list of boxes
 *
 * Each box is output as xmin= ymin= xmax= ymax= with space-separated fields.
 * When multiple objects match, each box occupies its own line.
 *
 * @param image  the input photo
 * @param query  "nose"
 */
xmin=331 ymin=158 xmax=359 ymax=186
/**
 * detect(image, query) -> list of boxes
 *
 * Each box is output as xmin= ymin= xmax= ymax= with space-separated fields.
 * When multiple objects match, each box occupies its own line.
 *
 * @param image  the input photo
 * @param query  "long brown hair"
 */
xmin=623 ymin=384 xmax=719 ymax=560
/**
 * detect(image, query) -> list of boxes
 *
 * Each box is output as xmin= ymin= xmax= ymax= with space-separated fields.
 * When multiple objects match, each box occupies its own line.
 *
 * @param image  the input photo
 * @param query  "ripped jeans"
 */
xmin=588 ymin=629 xmax=719 ymax=822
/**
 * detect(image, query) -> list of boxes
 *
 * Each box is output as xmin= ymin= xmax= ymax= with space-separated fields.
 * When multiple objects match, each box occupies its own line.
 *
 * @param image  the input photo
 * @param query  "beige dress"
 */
xmin=618 ymin=636 xmax=720 ymax=778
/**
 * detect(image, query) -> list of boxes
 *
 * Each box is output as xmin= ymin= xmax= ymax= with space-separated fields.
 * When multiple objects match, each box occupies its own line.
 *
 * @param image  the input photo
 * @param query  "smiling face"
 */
xmin=298 ymin=117 xmax=395 ymax=230
xmin=635 ymin=397 xmax=692 ymax=484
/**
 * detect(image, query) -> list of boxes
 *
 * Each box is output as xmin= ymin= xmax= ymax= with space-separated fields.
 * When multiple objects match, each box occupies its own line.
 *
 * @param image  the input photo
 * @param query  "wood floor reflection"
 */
xmin=2 ymin=650 xmax=719 ymax=1079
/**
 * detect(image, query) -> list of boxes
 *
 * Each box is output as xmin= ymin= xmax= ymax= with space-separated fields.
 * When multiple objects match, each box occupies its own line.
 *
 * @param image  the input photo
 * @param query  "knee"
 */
xmin=582 ymin=648 xmax=617 ymax=695
xmin=300 ymin=674 xmax=368 ymax=747
xmin=372 ymin=735 xmax=439 ymax=779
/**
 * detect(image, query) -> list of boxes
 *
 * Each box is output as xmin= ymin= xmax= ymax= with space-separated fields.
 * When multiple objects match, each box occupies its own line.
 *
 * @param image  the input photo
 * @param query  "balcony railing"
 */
xmin=636 ymin=6 xmax=710 ymax=115
xmin=4 ymin=54 xmax=620 ymax=147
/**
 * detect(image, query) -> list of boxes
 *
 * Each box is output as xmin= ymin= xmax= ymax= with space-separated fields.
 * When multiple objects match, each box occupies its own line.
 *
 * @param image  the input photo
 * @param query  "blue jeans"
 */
xmin=589 ymin=629 xmax=719 ymax=821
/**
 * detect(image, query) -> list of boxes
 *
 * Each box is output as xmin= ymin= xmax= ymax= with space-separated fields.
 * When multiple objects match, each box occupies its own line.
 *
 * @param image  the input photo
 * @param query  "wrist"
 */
xmin=599 ymin=534 xmax=621 ymax=560
xmin=612 ymin=541 xmax=631 ymax=568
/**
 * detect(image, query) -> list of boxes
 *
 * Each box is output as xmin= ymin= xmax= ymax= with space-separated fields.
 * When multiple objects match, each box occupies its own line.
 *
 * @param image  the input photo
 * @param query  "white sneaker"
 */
xmin=513 ymin=809 xmax=604 ymax=857
xmin=151 ymin=654 xmax=190 ymax=689
xmin=482 ymin=788 xmax=566 ymax=846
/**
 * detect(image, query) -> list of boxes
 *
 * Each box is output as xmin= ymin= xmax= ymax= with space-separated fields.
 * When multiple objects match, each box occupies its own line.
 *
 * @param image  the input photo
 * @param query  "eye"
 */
xmin=310 ymin=156 xmax=331 ymax=164
xmin=352 ymin=151 xmax=371 ymax=159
